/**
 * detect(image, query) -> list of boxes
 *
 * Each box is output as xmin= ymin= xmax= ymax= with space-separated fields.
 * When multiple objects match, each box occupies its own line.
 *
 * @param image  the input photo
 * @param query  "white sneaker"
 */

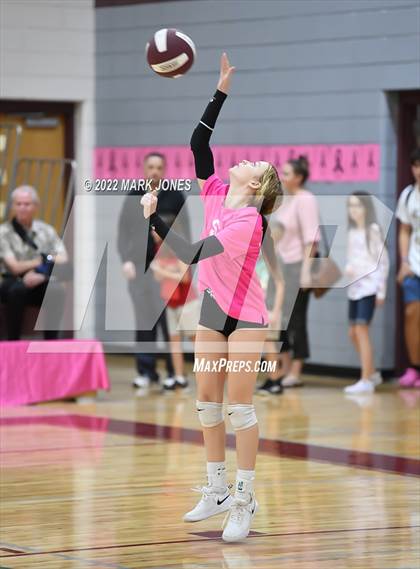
xmin=344 ymin=379 xmax=374 ymax=394
xmin=281 ymin=375 xmax=304 ymax=388
xmin=132 ymin=375 xmax=150 ymax=389
xmin=370 ymin=371 xmax=383 ymax=386
xmin=222 ymin=494 xmax=258 ymax=543
xmin=176 ymin=375 xmax=189 ymax=389
xmin=183 ymin=485 xmax=232 ymax=522
xmin=163 ymin=376 xmax=177 ymax=391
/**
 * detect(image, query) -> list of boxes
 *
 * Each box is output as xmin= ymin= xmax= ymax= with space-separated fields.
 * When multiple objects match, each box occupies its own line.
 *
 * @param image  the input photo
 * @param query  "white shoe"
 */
xmin=176 ymin=375 xmax=189 ymax=389
xmin=281 ymin=375 xmax=304 ymax=388
xmin=163 ymin=376 xmax=177 ymax=391
xmin=132 ymin=375 xmax=150 ymax=388
xmin=183 ymin=485 xmax=232 ymax=522
xmin=344 ymin=379 xmax=374 ymax=394
xmin=222 ymin=494 xmax=258 ymax=543
xmin=370 ymin=371 xmax=383 ymax=386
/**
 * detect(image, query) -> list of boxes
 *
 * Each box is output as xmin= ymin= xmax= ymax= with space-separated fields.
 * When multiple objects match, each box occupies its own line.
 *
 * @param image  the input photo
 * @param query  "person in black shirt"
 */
xmin=117 ymin=152 xmax=191 ymax=390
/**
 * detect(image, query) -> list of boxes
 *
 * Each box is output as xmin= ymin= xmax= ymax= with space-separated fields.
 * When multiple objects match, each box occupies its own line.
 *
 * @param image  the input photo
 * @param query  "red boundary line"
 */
xmin=0 ymin=414 xmax=419 ymax=477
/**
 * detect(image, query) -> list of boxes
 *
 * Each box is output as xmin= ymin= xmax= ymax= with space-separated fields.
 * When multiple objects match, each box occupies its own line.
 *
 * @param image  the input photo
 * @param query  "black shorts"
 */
xmin=198 ymin=288 xmax=268 ymax=338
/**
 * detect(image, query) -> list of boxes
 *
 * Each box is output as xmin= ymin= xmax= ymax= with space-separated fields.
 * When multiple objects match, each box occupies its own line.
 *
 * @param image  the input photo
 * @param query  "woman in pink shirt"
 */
xmin=269 ymin=156 xmax=320 ymax=389
xmin=141 ymin=53 xmax=283 ymax=542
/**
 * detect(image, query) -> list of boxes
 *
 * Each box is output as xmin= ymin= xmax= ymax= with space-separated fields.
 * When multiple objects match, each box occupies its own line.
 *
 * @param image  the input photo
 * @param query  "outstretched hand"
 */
xmin=217 ymin=52 xmax=235 ymax=94
xmin=140 ymin=190 xmax=158 ymax=219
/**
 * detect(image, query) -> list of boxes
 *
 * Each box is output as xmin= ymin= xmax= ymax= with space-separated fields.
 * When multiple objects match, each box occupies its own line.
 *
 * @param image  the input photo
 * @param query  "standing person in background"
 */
xmin=117 ymin=152 xmax=191 ymax=390
xmin=344 ymin=192 xmax=389 ymax=394
xmin=150 ymin=217 xmax=200 ymax=390
xmin=257 ymin=220 xmax=285 ymax=395
xmin=396 ymin=148 xmax=420 ymax=388
xmin=270 ymin=156 xmax=320 ymax=389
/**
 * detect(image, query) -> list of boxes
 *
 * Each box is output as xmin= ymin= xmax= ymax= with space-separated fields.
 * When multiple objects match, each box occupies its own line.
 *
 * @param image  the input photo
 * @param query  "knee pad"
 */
xmin=196 ymin=400 xmax=224 ymax=427
xmin=227 ymin=404 xmax=258 ymax=431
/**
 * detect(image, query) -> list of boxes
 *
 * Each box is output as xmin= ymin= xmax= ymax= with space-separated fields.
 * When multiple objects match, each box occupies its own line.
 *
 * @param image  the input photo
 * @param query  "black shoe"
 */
xmin=268 ymin=379 xmax=283 ymax=395
xmin=257 ymin=379 xmax=274 ymax=395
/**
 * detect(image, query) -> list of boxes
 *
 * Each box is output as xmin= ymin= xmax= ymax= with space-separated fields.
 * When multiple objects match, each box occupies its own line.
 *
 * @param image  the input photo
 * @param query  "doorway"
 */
xmin=0 ymin=101 xmax=74 ymax=231
xmin=395 ymin=90 xmax=420 ymax=372
xmin=0 ymin=100 xmax=75 ymax=338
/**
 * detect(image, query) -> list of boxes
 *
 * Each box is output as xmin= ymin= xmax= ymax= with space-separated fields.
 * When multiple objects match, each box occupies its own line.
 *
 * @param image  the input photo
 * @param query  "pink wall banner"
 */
xmin=94 ymin=144 xmax=380 ymax=182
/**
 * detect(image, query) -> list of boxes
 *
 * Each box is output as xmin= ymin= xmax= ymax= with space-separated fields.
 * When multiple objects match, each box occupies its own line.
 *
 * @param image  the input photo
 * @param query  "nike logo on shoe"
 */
xmin=217 ymin=495 xmax=231 ymax=506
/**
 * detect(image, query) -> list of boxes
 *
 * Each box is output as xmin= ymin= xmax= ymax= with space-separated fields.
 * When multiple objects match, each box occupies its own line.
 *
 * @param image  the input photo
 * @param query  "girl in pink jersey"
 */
xmin=141 ymin=53 xmax=283 ymax=542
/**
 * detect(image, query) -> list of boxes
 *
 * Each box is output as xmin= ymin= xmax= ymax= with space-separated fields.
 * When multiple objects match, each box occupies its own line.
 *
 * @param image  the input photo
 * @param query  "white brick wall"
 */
xmin=0 ymin=0 xmax=96 ymax=338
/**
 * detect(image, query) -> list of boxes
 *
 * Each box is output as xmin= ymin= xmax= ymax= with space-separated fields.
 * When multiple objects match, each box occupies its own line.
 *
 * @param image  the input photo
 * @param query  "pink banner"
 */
xmin=95 ymin=144 xmax=380 ymax=182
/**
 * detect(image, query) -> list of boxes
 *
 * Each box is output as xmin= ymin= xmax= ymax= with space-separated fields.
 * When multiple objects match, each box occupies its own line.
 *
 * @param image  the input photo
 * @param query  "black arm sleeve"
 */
xmin=150 ymin=212 xmax=224 ymax=265
xmin=190 ymin=89 xmax=228 ymax=180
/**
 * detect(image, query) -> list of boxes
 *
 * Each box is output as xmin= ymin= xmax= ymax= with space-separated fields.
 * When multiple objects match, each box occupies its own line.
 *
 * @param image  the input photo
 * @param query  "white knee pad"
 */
xmin=196 ymin=400 xmax=224 ymax=428
xmin=227 ymin=404 xmax=258 ymax=431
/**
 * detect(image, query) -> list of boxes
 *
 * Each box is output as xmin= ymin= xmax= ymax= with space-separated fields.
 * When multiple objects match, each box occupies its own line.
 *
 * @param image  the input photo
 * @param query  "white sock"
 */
xmin=235 ymin=469 xmax=255 ymax=499
xmin=207 ymin=461 xmax=227 ymax=489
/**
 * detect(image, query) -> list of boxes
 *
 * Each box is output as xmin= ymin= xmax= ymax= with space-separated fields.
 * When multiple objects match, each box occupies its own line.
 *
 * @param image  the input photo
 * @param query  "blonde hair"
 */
xmin=255 ymin=164 xmax=283 ymax=215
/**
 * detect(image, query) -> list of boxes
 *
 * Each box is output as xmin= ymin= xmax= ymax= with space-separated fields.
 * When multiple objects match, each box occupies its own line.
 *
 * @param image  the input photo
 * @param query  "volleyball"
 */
xmin=146 ymin=28 xmax=196 ymax=78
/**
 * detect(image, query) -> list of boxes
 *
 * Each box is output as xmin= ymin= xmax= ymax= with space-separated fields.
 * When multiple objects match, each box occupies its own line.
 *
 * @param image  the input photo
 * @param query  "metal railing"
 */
xmin=7 ymin=157 xmax=77 ymax=234
xmin=0 ymin=121 xmax=76 ymax=233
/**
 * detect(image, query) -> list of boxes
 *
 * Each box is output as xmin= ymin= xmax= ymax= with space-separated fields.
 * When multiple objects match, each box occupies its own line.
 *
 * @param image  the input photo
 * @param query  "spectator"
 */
xmin=0 ymin=185 xmax=67 ymax=340
xmin=256 ymin=220 xmax=285 ymax=396
xmin=344 ymin=192 xmax=389 ymax=394
xmin=150 ymin=217 xmax=199 ymax=391
xmin=273 ymin=156 xmax=320 ymax=388
xmin=396 ymin=148 xmax=420 ymax=388
xmin=117 ymin=152 xmax=191 ymax=389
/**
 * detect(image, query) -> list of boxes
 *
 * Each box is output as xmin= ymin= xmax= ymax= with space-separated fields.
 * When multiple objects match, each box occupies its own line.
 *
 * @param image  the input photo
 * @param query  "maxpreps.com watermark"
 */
xmin=193 ymin=358 xmax=277 ymax=373
xmin=83 ymin=178 xmax=192 ymax=192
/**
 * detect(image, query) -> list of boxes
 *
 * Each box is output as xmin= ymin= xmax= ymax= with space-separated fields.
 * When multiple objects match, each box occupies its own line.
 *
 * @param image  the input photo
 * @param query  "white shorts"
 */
xmin=166 ymin=299 xmax=200 ymax=337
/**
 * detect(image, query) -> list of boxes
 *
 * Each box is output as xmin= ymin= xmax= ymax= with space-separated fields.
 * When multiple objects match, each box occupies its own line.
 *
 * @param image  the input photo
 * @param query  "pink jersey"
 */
xmin=274 ymin=190 xmax=320 ymax=264
xmin=198 ymin=174 xmax=268 ymax=325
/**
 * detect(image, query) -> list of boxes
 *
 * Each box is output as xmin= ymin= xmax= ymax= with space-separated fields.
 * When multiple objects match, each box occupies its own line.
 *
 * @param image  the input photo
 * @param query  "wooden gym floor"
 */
xmin=0 ymin=354 xmax=419 ymax=568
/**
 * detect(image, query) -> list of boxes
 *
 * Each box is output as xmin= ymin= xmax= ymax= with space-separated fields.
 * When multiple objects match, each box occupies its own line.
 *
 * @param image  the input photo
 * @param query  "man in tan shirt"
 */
xmin=0 ymin=185 xmax=68 ymax=340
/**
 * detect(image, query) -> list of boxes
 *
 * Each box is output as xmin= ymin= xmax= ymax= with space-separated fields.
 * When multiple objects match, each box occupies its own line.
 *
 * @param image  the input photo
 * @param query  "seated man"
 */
xmin=0 ymin=185 xmax=68 ymax=340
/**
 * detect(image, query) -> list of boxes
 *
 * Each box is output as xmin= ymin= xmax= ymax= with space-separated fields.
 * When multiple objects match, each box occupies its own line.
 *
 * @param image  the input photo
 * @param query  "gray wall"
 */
xmin=96 ymin=0 xmax=420 ymax=370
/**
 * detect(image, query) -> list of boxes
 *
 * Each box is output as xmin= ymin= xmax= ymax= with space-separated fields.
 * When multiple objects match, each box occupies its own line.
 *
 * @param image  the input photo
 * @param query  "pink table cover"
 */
xmin=0 ymin=340 xmax=110 ymax=407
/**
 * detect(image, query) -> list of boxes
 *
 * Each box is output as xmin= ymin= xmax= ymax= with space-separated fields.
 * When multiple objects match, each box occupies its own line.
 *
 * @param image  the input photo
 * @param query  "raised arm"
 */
xmin=190 ymin=53 xmax=235 ymax=189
